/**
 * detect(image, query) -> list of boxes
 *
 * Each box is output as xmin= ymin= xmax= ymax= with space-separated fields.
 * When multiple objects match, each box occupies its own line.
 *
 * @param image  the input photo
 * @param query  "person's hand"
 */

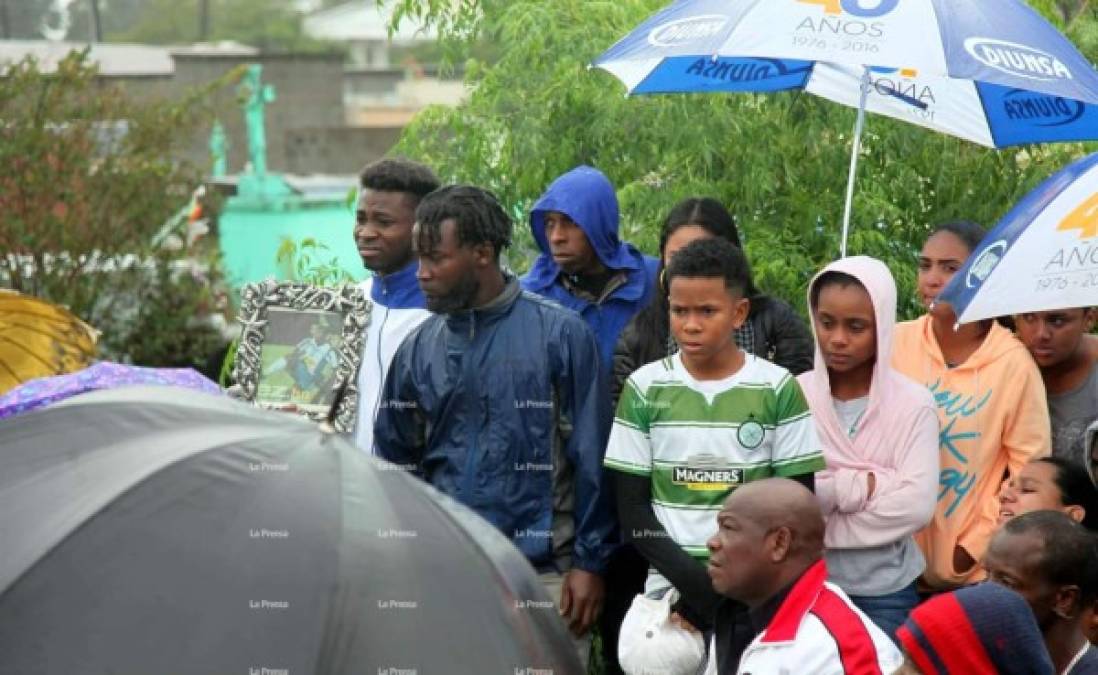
xmin=670 ymin=612 xmax=699 ymax=634
xmin=559 ymin=568 xmax=604 ymax=637
xmin=867 ymin=471 xmax=876 ymax=500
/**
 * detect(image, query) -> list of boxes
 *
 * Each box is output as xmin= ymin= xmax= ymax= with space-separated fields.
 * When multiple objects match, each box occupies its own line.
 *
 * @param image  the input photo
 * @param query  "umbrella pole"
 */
xmin=840 ymin=66 xmax=872 ymax=258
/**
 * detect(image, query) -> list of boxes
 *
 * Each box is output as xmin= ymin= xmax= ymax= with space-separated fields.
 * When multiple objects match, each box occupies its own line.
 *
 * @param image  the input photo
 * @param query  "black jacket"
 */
xmin=611 ymin=293 xmax=814 ymax=408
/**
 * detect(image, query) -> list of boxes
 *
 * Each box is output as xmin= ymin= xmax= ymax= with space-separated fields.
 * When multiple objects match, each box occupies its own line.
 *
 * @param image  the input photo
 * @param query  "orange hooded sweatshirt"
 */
xmin=891 ymin=315 xmax=1050 ymax=589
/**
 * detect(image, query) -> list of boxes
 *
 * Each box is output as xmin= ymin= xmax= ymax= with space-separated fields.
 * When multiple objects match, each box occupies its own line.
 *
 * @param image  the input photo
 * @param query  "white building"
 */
xmin=303 ymin=1 xmax=434 ymax=69
xmin=0 ymin=39 xmax=258 ymax=77
xmin=303 ymin=1 xmax=465 ymax=127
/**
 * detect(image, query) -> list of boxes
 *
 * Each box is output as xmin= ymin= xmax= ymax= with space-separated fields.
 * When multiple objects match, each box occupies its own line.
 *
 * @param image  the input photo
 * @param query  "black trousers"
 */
xmin=597 ymin=543 xmax=649 ymax=675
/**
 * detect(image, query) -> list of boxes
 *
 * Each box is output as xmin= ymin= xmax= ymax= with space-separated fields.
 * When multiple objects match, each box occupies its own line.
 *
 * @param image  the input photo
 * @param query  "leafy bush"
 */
xmin=101 ymin=253 xmax=233 ymax=380
xmin=276 ymin=237 xmax=357 ymax=287
xmin=0 ymin=49 xmax=239 ymax=372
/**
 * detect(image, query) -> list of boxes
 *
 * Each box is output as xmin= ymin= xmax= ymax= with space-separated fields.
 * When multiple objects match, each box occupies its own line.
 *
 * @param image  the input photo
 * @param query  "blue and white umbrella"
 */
xmin=596 ymin=0 xmax=1098 ymax=101
xmin=938 ymin=151 xmax=1098 ymax=325
xmin=593 ymin=0 xmax=1098 ymax=254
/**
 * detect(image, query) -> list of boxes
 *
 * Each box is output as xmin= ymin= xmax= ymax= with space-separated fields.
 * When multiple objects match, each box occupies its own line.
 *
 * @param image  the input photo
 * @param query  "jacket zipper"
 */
xmin=459 ymin=309 xmax=479 ymax=502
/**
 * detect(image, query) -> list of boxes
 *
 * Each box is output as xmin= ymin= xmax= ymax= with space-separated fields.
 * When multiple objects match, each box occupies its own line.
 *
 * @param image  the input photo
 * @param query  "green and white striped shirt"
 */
xmin=605 ymin=353 xmax=824 ymax=576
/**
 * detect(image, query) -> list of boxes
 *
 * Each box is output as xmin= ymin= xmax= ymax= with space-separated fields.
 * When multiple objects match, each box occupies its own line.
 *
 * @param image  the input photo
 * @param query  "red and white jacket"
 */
xmin=704 ymin=560 xmax=902 ymax=675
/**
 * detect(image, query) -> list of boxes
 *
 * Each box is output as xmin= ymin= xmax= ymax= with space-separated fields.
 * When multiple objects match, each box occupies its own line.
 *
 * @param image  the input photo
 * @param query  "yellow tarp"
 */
xmin=0 ymin=290 xmax=99 ymax=395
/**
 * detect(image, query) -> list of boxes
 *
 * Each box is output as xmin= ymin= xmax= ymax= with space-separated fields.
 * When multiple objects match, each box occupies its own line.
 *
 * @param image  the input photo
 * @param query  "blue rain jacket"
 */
xmin=374 ymin=278 xmax=614 ymax=574
xmin=521 ymin=166 xmax=659 ymax=376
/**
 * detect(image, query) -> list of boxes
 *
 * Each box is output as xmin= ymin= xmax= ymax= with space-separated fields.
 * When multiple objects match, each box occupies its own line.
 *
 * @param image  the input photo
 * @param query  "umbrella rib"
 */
xmin=0 ymin=312 xmax=90 ymax=326
xmin=0 ymin=352 xmax=20 ymax=382
xmin=0 ymin=308 xmax=92 ymax=330
xmin=0 ymin=335 xmax=61 ymax=373
xmin=0 ymin=314 xmax=96 ymax=338
xmin=0 ymin=322 xmax=96 ymax=347
xmin=0 ymin=327 xmax=94 ymax=353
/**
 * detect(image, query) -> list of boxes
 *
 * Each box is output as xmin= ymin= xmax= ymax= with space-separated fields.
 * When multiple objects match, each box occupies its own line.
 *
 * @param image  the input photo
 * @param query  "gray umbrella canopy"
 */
xmin=0 ymin=386 xmax=581 ymax=675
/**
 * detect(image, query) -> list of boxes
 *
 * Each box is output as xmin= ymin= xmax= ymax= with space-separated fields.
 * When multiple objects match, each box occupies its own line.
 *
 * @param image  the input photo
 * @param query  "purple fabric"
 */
xmin=0 ymin=362 xmax=221 ymax=420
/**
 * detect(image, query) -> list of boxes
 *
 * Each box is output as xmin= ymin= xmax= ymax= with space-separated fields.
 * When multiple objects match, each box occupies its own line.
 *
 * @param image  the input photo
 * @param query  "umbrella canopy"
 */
xmin=0 ymin=361 xmax=221 ymax=419
xmin=0 ymin=387 xmax=582 ymax=675
xmin=0 ymin=290 xmax=98 ymax=395
xmin=611 ymin=57 xmax=1098 ymax=149
xmin=938 ymin=151 xmax=1098 ymax=325
xmin=596 ymin=0 xmax=1098 ymax=103
xmin=592 ymin=0 xmax=1098 ymax=255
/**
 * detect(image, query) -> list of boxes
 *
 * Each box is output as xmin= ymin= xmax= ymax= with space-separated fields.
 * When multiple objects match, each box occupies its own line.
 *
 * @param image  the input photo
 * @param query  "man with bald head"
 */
xmin=702 ymin=478 xmax=902 ymax=674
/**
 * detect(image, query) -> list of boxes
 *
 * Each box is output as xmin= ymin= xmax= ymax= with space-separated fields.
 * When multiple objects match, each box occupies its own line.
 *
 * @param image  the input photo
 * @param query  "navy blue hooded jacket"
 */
xmin=521 ymin=166 xmax=659 ymax=376
xmin=374 ymin=277 xmax=615 ymax=575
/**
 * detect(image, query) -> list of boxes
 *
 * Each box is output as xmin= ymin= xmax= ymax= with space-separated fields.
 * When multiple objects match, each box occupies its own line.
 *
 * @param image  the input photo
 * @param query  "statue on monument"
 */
xmin=238 ymin=64 xmax=276 ymax=180
xmin=231 ymin=63 xmax=289 ymax=199
xmin=209 ymin=120 xmax=228 ymax=178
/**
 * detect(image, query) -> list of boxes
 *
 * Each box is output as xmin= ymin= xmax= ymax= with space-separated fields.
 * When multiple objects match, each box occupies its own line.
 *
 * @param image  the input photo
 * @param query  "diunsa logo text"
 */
xmin=648 ymin=14 xmax=728 ymax=48
xmin=964 ymin=38 xmax=1073 ymax=81
xmin=967 ymin=240 xmax=1008 ymax=288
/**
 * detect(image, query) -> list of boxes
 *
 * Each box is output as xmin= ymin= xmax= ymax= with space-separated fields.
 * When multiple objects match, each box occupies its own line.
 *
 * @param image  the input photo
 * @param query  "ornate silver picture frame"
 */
xmin=233 ymin=280 xmax=370 ymax=432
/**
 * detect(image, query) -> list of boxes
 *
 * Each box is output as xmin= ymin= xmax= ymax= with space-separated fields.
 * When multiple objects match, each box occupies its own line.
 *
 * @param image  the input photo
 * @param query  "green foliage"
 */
xmin=389 ymin=0 xmax=1098 ymax=320
xmin=219 ymin=336 xmax=239 ymax=388
xmin=0 ymin=49 xmax=234 ymax=368
xmin=588 ymin=628 xmax=605 ymax=675
xmin=104 ymin=254 xmax=231 ymax=379
xmin=389 ymin=0 xmax=498 ymax=66
xmin=276 ymin=237 xmax=356 ymax=286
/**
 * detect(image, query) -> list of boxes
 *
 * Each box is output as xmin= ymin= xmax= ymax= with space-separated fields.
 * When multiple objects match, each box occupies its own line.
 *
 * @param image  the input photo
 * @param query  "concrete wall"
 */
xmin=284 ymin=126 xmax=403 ymax=175
xmin=344 ymin=66 xmax=404 ymax=101
xmin=116 ymin=53 xmax=401 ymax=176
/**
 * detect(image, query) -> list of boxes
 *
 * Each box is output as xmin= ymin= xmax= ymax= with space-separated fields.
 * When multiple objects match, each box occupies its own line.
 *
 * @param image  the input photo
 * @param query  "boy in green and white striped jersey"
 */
xmin=605 ymin=237 xmax=824 ymax=636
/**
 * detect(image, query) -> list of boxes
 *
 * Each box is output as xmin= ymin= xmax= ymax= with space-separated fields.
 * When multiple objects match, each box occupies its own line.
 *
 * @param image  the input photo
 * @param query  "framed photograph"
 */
xmin=233 ymin=281 xmax=370 ymax=432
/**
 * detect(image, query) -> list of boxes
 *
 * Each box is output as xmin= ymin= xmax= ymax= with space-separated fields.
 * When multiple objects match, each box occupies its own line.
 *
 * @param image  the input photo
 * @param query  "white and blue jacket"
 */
xmin=353 ymin=260 xmax=430 ymax=454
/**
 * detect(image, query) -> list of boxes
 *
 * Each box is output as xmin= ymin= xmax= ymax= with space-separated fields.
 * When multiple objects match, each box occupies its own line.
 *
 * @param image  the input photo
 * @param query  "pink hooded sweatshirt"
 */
xmin=798 ymin=257 xmax=939 ymax=557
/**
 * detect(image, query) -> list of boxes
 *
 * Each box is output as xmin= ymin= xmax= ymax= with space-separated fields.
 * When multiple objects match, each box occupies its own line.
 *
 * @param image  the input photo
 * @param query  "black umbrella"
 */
xmin=0 ymin=386 xmax=582 ymax=675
